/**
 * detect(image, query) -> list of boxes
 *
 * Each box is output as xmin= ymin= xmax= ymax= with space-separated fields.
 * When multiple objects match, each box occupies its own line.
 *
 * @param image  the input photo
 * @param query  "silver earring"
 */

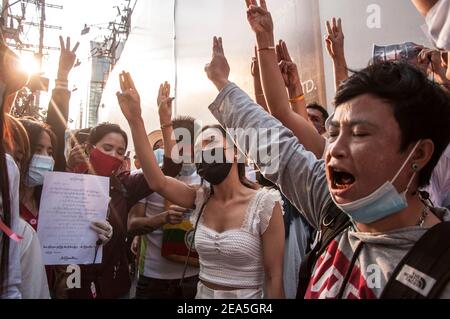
xmin=412 ymin=163 xmax=420 ymax=172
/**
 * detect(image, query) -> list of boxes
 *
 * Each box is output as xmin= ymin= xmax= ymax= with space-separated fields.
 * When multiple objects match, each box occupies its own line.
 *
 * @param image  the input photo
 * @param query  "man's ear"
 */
xmin=412 ymin=139 xmax=435 ymax=172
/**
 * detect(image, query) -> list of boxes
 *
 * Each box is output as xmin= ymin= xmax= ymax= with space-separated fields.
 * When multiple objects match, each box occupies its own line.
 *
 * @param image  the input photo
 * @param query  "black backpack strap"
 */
xmin=381 ymin=222 xmax=450 ymax=299
xmin=296 ymin=203 xmax=351 ymax=299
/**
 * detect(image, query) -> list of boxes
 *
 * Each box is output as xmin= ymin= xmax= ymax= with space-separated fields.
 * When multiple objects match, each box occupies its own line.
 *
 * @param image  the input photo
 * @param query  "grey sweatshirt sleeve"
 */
xmin=208 ymin=82 xmax=333 ymax=229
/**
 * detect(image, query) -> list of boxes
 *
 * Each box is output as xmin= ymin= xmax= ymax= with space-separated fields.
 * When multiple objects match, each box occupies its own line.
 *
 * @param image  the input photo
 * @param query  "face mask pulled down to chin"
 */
xmin=331 ymin=141 xmax=422 ymax=224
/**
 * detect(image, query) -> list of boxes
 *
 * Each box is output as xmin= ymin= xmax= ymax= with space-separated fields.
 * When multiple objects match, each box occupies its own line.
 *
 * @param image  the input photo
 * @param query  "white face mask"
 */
xmin=180 ymin=163 xmax=197 ymax=177
xmin=332 ymin=141 xmax=421 ymax=224
xmin=424 ymin=0 xmax=450 ymax=50
xmin=25 ymin=155 xmax=55 ymax=187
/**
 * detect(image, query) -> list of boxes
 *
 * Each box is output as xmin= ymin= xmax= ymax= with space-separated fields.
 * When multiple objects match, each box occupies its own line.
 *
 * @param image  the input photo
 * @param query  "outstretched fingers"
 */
xmin=217 ymin=37 xmax=224 ymax=55
xmin=326 ymin=20 xmax=333 ymax=36
xmin=281 ymin=41 xmax=292 ymax=62
xmin=259 ymin=0 xmax=268 ymax=10
xmin=72 ymin=41 xmax=80 ymax=54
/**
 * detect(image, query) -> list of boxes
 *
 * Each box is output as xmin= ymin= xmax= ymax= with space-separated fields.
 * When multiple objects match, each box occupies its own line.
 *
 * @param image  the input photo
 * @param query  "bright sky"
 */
xmin=9 ymin=0 xmax=125 ymax=126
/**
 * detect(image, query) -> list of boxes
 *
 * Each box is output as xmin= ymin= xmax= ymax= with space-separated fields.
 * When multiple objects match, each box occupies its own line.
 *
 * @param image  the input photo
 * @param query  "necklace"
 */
xmin=417 ymin=206 xmax=429 ymax=228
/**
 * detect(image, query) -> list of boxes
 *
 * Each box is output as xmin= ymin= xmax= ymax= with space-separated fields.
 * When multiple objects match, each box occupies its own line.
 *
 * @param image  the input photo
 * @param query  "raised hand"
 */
xmin=157 ymin=82 xmax=175 ymax=125
xmin=205 ymin=36 xmax=230 ymax=91
xmin=325 ymin=18 xmax=345 ymax=60
xmin=276 ymin=40 xmax=301 ymax=92
xmin=245 ymin=0 xmax=273 ymax=35
xmin=67 ymin=144 xmax=87 ymax=169
xmin=418 ymin=48 xmax=449 ymax=85
xmin=57 ymin=36 xmax=80 ymax=81
xmin=116 ymin=71 xmax=142 ymax=123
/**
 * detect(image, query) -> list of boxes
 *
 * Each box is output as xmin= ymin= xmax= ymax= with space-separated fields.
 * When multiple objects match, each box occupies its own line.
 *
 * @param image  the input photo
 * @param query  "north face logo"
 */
xmin=403 ymin=272 xmax=427 ymax=291
xmin=396 ymin=265 xmax=436 ymax=297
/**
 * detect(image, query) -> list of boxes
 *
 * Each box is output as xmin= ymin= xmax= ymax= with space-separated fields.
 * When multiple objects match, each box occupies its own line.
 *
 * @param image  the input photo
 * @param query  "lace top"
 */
xmin=190 ymin=186 xmax=284 ymax=289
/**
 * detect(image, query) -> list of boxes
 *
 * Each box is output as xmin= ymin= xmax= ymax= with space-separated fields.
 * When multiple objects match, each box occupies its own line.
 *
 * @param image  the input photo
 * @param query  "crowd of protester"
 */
xmin=1 ymin=0 xmax=450 ymax=299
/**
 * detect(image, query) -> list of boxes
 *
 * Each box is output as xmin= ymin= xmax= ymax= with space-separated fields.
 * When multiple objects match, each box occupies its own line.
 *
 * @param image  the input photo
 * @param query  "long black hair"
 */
xmin=200 ymin=125 xmax=258 ymax=190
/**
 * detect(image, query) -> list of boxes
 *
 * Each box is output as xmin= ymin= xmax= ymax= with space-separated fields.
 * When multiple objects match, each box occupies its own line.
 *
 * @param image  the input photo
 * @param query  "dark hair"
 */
xmin=5 ymin=115 xmax=30 ymax=195
xmin=19 ymin=118 xmax=57 ymax=207
xmin=173 ymin=115 xmax=199 ymax=146
xmin=335 ymin=61 xmax=450 ymax=188
xmin=200 ymin=124 xmax=258 ymax=190
xmin=88 ymin=123 xmax=128 ymax=150
xmin=307 ymin=103 xmax=329 ymax=121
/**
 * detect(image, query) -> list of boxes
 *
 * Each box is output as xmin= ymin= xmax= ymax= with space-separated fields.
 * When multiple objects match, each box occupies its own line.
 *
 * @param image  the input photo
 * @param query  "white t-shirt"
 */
xmin=138 ymin=172 xmax=200 ymax=280
xmin=425 ymin=0 xmax=450 ymax=50
xmin=0 ymin=154 xmax=22 ymax=298
xmin=425 ymin=144 xmax=450 ymax=207
xmin=17 ymin=218 xmax=50 ymax=299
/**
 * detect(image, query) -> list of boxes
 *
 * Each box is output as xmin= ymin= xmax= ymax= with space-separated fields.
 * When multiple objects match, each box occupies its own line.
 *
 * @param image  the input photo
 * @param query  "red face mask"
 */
xmin=89 ymin=148 xmax=124 ymax=177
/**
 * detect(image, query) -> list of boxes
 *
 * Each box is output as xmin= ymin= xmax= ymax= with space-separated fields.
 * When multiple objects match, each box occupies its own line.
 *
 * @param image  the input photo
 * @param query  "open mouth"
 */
xmin=330 ymin=168 xmax=356 ymax=191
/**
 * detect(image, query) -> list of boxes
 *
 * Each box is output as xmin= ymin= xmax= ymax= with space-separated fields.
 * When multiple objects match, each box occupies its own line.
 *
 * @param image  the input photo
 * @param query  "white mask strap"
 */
xmin=392 ymin=140 xmax=421 ymax=184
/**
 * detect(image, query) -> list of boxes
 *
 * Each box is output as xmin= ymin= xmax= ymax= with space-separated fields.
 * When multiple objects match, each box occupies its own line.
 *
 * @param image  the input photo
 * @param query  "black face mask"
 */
xmin=196 ymin=148 xmax=233 ymax=185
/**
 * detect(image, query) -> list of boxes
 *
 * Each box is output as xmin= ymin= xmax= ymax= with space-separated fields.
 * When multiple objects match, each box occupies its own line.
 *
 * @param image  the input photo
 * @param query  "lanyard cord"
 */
xmin=336 ymin=241 xmax=365 ymax=299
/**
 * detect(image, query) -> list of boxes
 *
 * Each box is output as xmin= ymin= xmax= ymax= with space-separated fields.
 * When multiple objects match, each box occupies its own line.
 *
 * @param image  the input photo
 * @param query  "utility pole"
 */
xmin=35 ymin=0 xmax=45 ymax=107
xmin=3 ymin=0 xmax=62 ymax=119
xmin=2 ymin=0 xmax=9 ymax=28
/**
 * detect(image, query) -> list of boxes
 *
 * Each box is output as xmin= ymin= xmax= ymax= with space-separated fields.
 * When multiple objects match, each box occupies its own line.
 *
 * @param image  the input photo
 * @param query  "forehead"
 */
xmin=307 ymin=108 xmax=324 ymax=118
xmin=332 ymin=94 xmax=395 ymax=127
xmin=38 ymin=131 xmax=53 ymax=147
xmin=98 ymin=132 xmax=126 ymax=148
xmin=195 ymin=128 xmax=225 ymax=146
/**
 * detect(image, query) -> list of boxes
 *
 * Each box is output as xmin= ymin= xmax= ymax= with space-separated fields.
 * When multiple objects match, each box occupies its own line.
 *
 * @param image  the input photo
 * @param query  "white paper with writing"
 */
xmin=37 ymin=172 xmax=110 ymax=265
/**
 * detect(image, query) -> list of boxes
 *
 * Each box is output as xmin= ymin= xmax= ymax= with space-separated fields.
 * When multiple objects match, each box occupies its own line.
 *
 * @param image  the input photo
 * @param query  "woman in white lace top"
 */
xmin=117 ymin=74 xmax=285 ymax=299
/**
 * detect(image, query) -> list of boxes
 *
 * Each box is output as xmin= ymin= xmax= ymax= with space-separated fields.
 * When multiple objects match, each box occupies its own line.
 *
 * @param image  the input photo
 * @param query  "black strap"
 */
xmin=296 ymin=203 xmax=351 ymax=299
xmin=381 ymin=222 xmax=450 ymax=299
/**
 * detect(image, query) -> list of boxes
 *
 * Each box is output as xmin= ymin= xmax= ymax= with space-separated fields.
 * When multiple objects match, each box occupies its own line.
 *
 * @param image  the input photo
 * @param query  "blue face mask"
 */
xmin=154 ymin=149 xmax=165 ymax=167
xmin=25 ymin=155 xmax=55 ymax=187
xmin=332 ymin=141 xmax=421 ymax=224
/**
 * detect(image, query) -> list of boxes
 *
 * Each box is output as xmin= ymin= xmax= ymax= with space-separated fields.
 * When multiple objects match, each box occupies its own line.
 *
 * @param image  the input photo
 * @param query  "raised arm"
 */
xmin=276 ymin=40 xmax=308 ymax=119
xmin=205 ymin=35 xmax=332 ymax=229
xmin=116 ymin=72 xmax=196 ymax=209
xmin=251 ymin=46 xmax=269 ymax=111
xmin=325 ymin=18 xmax=349 ymax=92
xmin=157 ymin=82 xmax=182 ymax=161
xmin=411 ymin=0 xmax=439 ymax=16
xmin=245 ymin=0 xmax=325 ymax=158
xmin=46 ymin=36 xmax=80 ymax=171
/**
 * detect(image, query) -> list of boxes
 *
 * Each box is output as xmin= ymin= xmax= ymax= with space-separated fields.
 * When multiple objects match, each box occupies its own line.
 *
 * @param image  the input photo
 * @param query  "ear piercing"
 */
xmin=412 ymin=163 xmax=420 ymax=172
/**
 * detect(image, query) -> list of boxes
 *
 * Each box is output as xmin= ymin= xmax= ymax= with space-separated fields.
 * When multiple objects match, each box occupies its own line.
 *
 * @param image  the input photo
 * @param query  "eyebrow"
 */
xmin=330 ymin=120 xmax=378 ymax=128
xmin=37 ymin=143 xmax=52 ymax=150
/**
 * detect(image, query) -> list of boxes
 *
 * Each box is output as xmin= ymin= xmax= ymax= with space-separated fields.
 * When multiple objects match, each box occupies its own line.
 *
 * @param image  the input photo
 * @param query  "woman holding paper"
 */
xmin=15 ymin=119 xmax=112 ymax=297
xmin=61 ymin=119 xmax=182 ymax=299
